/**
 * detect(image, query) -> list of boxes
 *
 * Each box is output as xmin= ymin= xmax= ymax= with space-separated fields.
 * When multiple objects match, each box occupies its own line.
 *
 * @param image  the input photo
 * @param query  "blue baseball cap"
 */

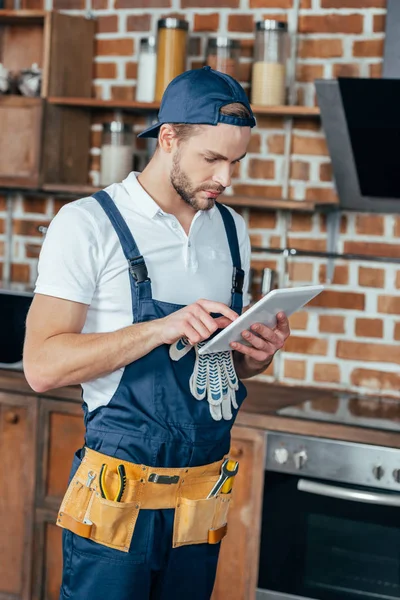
xmin=138 ymin=66 xmax=256 ymax=138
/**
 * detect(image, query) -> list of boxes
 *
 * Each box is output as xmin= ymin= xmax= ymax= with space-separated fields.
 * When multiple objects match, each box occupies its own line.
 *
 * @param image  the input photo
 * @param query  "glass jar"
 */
xmin=206 ymin=37 xmax=240 ymax=79
xmin=100 ymin=121 xmax=134 ymax=186
xmin=155 ymin=18 xmax=189 ymax=102
xmin=136 ymin=37 xmax=157 ymax=103
xmin=251 ymin=20 xmax=289 ymax=106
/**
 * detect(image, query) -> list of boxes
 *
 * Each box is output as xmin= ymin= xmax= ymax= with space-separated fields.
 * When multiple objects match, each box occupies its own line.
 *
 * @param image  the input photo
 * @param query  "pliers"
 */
xmin=99 ymin=463 xmax=127 ymax=502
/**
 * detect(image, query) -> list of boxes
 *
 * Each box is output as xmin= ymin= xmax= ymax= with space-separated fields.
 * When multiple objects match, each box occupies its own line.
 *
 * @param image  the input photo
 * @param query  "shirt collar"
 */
xmin=122 ymin=171 xmax=217 ymax=220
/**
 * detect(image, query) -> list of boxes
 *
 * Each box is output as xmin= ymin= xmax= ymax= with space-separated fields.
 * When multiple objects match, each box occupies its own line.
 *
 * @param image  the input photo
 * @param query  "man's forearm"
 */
xmin=233 ymin=351 xmax=273 ymax=380
xmin=24 ymin=320 xmax=165 ymax=393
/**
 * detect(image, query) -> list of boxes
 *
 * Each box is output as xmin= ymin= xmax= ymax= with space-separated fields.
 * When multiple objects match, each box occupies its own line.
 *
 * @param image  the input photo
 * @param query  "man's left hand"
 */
xmin=231 ymin=312 xmax=290 ymax=379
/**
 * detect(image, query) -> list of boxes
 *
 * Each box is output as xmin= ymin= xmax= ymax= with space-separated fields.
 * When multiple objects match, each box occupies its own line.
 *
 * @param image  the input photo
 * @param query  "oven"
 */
xmin=256 ymin=433 xmax=400 ymax=600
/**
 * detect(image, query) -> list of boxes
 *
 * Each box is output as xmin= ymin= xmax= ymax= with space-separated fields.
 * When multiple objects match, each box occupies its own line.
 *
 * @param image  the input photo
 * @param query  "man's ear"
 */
xmin=158 ymin=124 xmax=177 ymax=154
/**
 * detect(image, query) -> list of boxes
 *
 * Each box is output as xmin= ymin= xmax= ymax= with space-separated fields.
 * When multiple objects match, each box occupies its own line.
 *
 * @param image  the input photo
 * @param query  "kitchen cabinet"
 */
xmin=0 ymin=391 xmax=37 ymax=600
xmin=212 ymin=426 xmax=266 ymax=600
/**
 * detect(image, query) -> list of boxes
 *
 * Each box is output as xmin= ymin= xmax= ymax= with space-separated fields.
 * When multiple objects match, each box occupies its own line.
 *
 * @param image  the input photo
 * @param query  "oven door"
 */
xmin=257 ymin=471 xmax=400 ymax=600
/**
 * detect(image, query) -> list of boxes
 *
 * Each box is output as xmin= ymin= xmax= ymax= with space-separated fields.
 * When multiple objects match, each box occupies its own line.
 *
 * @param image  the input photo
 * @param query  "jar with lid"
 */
xmin=251 ymin=20 xmax=289 ymax=106
xmin=100 ymin=120 xmax=134 ymax=186
xmin=136 ymin=37 xmax=157 ymax=103
xmin=206 ymin=37 xmax=240 ymax=79
xmin=155 ymin=18 xmax=189 ymax=102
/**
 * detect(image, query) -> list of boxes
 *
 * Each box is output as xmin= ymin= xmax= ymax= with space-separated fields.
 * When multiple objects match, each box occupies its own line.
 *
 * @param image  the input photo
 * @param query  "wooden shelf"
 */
xmin=0 ymin=10 xmax=47 ymax=24
xmin=48 ymin=97 xmax=320 ymax=117
xmin=41 ymin=183 xmax=100 ymax=195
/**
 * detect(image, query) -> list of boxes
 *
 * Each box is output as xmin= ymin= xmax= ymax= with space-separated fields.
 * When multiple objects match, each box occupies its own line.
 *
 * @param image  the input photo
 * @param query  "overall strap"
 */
xmin=215 ymin=202 xmax=244 ymax=314
xmin=93 ymin=190 xmax=152 ymax=320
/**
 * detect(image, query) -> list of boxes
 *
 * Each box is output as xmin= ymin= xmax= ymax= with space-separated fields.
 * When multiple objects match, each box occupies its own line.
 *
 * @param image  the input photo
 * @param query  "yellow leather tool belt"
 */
xmin=57 ymin=447 xmax=238 ymax=553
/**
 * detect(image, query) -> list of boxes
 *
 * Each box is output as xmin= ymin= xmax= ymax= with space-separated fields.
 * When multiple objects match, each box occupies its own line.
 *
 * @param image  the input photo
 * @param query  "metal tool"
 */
xmin=85 ymin=471 xmax=96 ymax=487
xmin=99 ymin=463 xmax=127 ymax=502
xmin=207 ymin=459 xmax=239 ymax=498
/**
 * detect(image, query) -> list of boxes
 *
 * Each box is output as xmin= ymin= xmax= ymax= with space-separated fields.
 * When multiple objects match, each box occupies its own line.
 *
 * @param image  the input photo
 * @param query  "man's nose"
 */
xmin=212 ymin=164 xmax=231 ymax=189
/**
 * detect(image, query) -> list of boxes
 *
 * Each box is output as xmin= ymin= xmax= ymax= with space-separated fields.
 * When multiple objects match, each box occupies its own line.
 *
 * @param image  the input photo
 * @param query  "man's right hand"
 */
xmin=158 ymin=299 xmax=238 ymax=346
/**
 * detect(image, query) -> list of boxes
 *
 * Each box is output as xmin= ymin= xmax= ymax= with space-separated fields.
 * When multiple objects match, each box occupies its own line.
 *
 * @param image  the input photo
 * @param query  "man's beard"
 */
xmin=170 ymin=150 xmax=223 ymax=211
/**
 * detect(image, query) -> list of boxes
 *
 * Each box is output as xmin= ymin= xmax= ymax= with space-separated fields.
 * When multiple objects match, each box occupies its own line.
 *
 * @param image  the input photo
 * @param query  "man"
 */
xmin=23 ymin=67 xmax=290 ymax=600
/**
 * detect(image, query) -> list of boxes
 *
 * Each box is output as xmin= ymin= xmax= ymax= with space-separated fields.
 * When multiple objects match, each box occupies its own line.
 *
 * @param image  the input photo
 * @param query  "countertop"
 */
xmin=1 ymin=369 xmax=399 ymax=449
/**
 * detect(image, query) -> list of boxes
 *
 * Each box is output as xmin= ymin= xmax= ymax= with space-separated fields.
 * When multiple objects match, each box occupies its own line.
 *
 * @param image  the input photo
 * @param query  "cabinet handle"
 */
xmin=230 ymin=446 xmax=243 ymax=458
xmin=5 ymin=411 xmax=19 ymax=424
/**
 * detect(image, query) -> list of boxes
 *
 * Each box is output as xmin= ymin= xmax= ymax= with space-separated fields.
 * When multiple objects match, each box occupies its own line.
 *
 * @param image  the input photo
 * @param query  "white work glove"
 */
xmin=169 ymin=338 xmax=239 ymax=421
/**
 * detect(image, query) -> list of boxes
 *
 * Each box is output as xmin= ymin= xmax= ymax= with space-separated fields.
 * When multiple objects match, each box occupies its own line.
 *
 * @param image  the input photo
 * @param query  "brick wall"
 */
xmin=7 ymin=0 xmax=400 ymax=398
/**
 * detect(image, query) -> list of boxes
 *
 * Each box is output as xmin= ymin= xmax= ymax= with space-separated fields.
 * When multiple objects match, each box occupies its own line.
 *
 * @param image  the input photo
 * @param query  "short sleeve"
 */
xmin=34 ymin=203 xmax=102 ymax=305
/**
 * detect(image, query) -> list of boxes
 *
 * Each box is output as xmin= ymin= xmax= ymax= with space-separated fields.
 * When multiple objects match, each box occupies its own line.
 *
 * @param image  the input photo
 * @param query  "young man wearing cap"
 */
xmin=24 ymin=67 xmax=290 ymax=600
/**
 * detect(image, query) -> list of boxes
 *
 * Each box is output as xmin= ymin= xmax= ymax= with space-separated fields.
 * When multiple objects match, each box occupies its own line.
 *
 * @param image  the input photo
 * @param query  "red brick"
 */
xmin=355 ymin=318 xmax=383 ymax=338
xmin=320 ymin=213 xmax=347 ymax=234
xmin=97 ymin=15 xmax=118 ymax=33
xmin=370 ymin=63 xmax=383 ymax=78
xmin=290 ymin=161 xmax=310 ymax=181
xmin=344 ymin=241 xmax=400 ymax=259
xmin=238 ymin=62 xmax=252 ymax=84
xmin=321 ymin=0 xmax=386 ymax=6
xmin=378 ymin=296 xmax=400 ymax=315
xmin=359 ymin=266 xmax=385 ymax=288
xmin=90 ymin=129 xmax=102 ymax=149
xmin=126 ymin=15 xmax=152 ymax=31
xmin=298 ymin=39 xmax=343 ymax=59
xmin=267 ymin=134 xmax=286 ymax=154
xmin=393 ymin=216 xmax=400 ymax=237
xmin=287 ymin=237 xmax=327 ymax=252
xmin=248 ymin=210 xmax=277 ymax=229
xmin=289 ymin=311 xmax=308 ymax=330
xmin=125 ymin=62 xmax=138 ymax=80
xmin=92 ymin=0 xmax=108 ymax=6
xmin=111 ymin=85 xmax=135 ymax=101
xmin=305 ymin=187 xmax=339 ymax=203
xmin=53 ymin=0 xmax=83 ymax=7
xmin=284 ymin=359 xmax=306 ymax=380
xmin=314 ymin=363 xmax=340 ymax=383
xmin=21 ymin=0 xmax=43 ymax=6
xmin=0 ymin=195 xmax=5 ymax=211
xmin=232 ymin=184 xmax=282 ymax=199
xmin=292 ymin=135 xmax=329 ymax=156
xmin=319 ymin=163 xmax=332 ymax=182
xmin=251 ymin=0 xmax=292 ymax=6
xmin=288 ymin=262 xmax=313 ymax=282
xmin=337 ymin=341 xmax=400 ymax=364
xmin=319 ymin=264 xmax=349 ymax=285
xmin=290 ymin=213 xmax=312 ymax=231
xmin=11 ymin=264 xmax=30 ymax=283
xmin=296 ymin=64 xmax=324 ymax=82
xmin=355 ymin=214 xmax=384 ymax=236
xmin=294 ymin=118 xmax=321 ymax=132
xmin=351 ymin=368 xmax=400 ymax=392
xmin=394 ymin=323 xmax=400 ymax=341
xmin=248 ymin=134 xmax=261 ymax=153
xmin=194 ymin=13 xmax=219 ymax=31
xmin=299 ymin=14 xmax=364 ymax=34
xmin=248 ymin=159 xmax=275 ymax=179
xmin=116 ymin=0 xmax=169 ymax=6
xmin=333 ymin=63 xmax=360 ymax=78
xmin=319 ymin=315 xmax=345 ymax=334
xmin=13 ymin=220 xmax=50 ymax=237
xmin=94 ymin=62 xmax=117 ymax=80
xmin=373 ymin=14 xmax=385 ymax=33
xmin=228 ymin=14 xmax=254 ymax=32
xmin=182 ymin=0 xmax=238 ymax=7
xmin=96 ymin=39 xmax=134 ymax=57
xmin=353 ymin=40 xmax=384 ymax=58
xmin=310 ymin=290 xmax=364 ymax=310
xmin=285 ymin=336 xmax=328 ymax=355
xmin=25 ymin=243 xmax=41 ymax=259
xmin=22 ymin=197 xmax=47 ymax=214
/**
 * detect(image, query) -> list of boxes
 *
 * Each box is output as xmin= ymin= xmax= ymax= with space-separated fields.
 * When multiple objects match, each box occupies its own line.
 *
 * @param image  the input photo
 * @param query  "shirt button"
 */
xmin=188 ymin=241 xmax=191 ymax=247
xmin=171 ymin=221 xmax=178 ymax=229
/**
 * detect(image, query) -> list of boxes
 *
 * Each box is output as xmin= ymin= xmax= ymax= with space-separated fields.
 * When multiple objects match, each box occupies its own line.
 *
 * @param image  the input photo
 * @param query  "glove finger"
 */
xmin=169 ymin=337 xmax=193 ymax=361
xmin=221 ymin=394 xmax=233 ymax=421
xmin=209 ymin=403 xmax=223 ymax=421
xmin=190 ymin=345 xmax=207 ymax=400
xmin=223 ymin=351 xmax=239 ymax=389
xmin=207 ymin=354 xmax=224 ymax=406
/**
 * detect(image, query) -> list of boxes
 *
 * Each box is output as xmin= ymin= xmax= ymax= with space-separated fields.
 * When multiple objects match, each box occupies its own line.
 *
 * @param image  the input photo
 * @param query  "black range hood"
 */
xmin=315 ymin=0 xmax=400 ymax=214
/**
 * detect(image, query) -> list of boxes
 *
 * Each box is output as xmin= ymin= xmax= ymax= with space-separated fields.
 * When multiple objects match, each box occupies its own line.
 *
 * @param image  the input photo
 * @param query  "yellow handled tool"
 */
xmin=207 ymin=459 xmax=239 ymax=498
xmin=99 ymin=463 xmax=127 ymax=502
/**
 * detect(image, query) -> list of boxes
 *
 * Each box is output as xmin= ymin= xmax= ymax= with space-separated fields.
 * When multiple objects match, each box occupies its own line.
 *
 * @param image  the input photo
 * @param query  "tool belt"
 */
xmin=57 ymin=447 xmax=238 ymax=553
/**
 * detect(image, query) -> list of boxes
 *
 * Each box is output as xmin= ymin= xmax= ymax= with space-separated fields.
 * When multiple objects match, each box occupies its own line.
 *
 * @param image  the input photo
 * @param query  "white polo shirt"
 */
xmin=35 ymin=172 xmax=251 ymax=411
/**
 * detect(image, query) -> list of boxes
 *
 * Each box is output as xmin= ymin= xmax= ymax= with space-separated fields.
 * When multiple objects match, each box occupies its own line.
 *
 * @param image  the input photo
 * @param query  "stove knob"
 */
xmin=293 ymin=450 xmax=308 ymax=470
xmin=274 ymin=448 xmax=289 ymax=465
xmin=393 ymin=469 xmax=400 ymax=484
xmin=372 ymin=465 xmax=385 ymax=480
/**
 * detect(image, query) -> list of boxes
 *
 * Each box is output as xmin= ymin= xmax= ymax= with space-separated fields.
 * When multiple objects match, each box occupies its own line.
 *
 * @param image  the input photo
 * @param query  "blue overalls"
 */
xmin=60 ymin=190 xmax=247 ymax=600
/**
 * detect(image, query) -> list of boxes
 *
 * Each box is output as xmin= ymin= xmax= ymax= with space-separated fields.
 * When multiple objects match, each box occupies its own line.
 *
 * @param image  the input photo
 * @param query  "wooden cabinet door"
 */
xmin=0 ymin=391 xmax=37 ymax=600
xmin=212 ymin=426 xmax=266 ymax=600
xmin=33 ymin=398 xmax=85 ymax=600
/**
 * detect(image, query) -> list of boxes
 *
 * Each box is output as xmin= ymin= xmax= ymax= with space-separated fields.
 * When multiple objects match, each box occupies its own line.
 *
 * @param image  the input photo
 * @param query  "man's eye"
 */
xmin=204 ymin=157 xmax=217 ymax=163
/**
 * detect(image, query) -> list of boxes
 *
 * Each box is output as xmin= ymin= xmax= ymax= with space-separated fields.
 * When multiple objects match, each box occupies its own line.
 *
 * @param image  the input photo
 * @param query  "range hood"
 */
xmin=315 ymin=0 xmax=400 ymax=214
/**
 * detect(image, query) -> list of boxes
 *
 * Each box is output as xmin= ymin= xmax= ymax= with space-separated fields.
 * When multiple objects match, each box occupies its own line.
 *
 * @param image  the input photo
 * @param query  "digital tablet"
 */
xmin=198 ymin=285 xmax=324 ymax=355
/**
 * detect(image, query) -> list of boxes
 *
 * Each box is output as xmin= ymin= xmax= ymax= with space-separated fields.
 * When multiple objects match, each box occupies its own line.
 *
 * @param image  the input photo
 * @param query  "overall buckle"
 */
xmin=129 ymin=256 xmax=149 ymax=283
xmin=231 ymin=267 xmax=244 ymax=295
xmin=148 ymin=473 xmax=180 ymax=484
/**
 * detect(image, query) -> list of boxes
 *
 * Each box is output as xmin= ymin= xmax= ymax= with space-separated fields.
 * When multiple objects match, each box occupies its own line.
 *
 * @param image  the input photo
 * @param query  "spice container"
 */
xmin=155 ymin=18 xmax=188 ymax=102
xmin=251 ymin=20 xmax=288 ymax=106
xmin=206 ymin=38 xmax=240 ymax=79
xmin=136 ymin=37 xmax=157 ymax=103
xmin=100 ymin=120 xmax=134 ymax=186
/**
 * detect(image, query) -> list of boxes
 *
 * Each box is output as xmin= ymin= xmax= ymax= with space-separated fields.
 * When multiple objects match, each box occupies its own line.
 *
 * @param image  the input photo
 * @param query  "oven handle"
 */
xmin=297 ymin=479 xmax=400 ymax=507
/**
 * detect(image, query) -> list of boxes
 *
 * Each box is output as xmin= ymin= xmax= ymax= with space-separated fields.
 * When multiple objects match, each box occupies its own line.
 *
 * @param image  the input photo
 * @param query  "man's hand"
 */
xmin=159 ymin=299 xmax=238 ymax=346
xmin=231 ymin=312 xmax=290 ymax=379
